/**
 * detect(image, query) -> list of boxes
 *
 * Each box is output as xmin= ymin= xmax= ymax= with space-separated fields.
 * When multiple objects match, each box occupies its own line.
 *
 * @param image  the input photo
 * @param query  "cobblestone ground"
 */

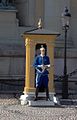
xmin=0 ymin=95 xmax=77 ymax=120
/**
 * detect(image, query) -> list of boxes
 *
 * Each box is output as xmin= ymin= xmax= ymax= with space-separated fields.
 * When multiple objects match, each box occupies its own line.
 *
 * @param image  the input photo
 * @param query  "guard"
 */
xmin=33 ymin=46 xmax=51 ymax=101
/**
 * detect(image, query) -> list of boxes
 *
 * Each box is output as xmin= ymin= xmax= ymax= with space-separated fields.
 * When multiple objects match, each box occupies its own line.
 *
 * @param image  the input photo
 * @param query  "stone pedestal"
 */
xmin=20 ymin=92 xmax=59 ymax=106
xmin=29 ymin=100 xmax=54 ymax=107
xmin=0 ymin=9 xmax=18 ymax=41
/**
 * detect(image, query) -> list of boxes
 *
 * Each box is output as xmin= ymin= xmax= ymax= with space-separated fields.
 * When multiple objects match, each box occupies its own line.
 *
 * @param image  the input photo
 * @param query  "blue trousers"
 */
xmin=36 ymin=74 xmax=49 ymax=88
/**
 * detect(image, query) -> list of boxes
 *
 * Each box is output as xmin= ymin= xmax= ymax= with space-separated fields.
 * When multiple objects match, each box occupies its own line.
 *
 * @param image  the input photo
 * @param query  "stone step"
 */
xmin=60 ymin=99 xmax=77 ymax=105
xmin=28 ymin=100 xmax=55 ymax=107
xmin=55 ymin=39 xmax=74 ymax=48
xmin=55 ymin=48 xmax=77 ymax=58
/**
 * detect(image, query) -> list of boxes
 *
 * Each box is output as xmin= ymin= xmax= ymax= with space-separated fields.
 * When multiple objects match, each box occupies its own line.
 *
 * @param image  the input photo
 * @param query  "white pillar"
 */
xmin=28 ymin=0 xmax=35 ymax=26
xmin=70 ymin=0 xmax=77 ymax=47
xmin=44 ymin=0 xmax=70 ymax=32
xmin=16 ymin=0 xmax=29 ymax=26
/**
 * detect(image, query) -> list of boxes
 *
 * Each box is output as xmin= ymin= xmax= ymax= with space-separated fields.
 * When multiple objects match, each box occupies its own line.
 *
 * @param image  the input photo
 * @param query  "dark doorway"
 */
xmin=35 ymin=44 xmax=47 ymax=57
xmin=35 ymin=43 xmax=47 ymax=92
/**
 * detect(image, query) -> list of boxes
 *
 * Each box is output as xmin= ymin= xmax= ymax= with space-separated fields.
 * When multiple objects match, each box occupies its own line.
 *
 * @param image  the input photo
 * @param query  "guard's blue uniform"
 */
xmin=33 ymin=55 xmax=50 ymax=88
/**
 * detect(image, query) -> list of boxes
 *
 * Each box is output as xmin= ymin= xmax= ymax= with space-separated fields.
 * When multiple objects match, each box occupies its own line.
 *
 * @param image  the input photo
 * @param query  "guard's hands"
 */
xmin=41 ymin=65 xmax=46 ymax=72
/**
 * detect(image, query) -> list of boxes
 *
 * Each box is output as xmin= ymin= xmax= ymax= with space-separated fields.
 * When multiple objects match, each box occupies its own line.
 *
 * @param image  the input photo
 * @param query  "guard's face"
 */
xmin=41 ymin=50 xmax=45 ymax=55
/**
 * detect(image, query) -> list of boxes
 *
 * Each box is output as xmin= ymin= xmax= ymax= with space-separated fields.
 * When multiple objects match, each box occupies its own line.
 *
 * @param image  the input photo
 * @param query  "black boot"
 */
xmin=34 ymin=87 xmax=39 ymax=101
xmin=46 ymin=87 xmax=50 ymax=101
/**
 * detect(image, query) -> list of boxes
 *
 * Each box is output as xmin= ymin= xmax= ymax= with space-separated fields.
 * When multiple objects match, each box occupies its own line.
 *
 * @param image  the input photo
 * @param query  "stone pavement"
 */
xmin=0 ymin=94 xmax=77 ymax=120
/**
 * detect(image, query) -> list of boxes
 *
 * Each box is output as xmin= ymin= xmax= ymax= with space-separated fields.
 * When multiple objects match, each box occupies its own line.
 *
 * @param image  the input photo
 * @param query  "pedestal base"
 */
xmin=20 ymin=92 xmax=60 ymax=106
xmin=29 ymin=100 xmax=55 ymax=106
xmin=20 ymin=92 xmax=35 ymax=105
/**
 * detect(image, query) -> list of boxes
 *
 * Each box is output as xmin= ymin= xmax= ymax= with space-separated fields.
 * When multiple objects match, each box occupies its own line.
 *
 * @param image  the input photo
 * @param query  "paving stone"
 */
xmin=0 ymin=95 xmax=77 ymax=120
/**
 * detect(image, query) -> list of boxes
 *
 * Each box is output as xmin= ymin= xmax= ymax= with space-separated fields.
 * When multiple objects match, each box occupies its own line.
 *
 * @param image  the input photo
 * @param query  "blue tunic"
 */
xmin=33 ymin=55 xmax=50 ymax=88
